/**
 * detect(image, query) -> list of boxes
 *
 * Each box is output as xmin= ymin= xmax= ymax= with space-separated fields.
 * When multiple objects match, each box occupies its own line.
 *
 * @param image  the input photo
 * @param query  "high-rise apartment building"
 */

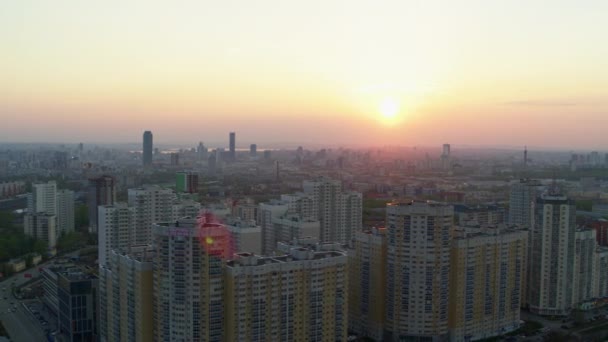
xmin=594 ymin=247 xmax=608 ymax=298
xmin=385 ymin=201 xmax=452 ymax=341
xmin=98 ymin=203 xmax=136 ymax=267
xmin=508 ymin=179 xmax=541 ymax=226
xmin=229 ymin=132 xmax=236 ymax=160
xmin=88 ymin=175 xmax=116 ymax=234
xmin=28 ymin=181 xmax=57 ymax=214
xmin=128 ymin=186 xmax=176 ymax=245
xmin=528 ymin=193 xmax=576 ymax=316
xmin=249 ymin=144 xmax=257 ymax=157
xmin=449 ymin=225 xmax=528 ymax=341
xmin=302 ymin=178 xmax=362 ymax=244
xmin=143 ymin=131 xmax=153 ymax=166
xmin=572 ymin=229 xmax=597 ymax=306
xmin=99 ymin=246 xmax=154 ymax=342
xmin=223 ymin=246 xmax=348 ymax=342
xmin=454 ymin=204 xmax=505 ymax=226
xmin=258 ymin=200 xmax=290 ymax=254
xmin=224 ymin=217 xmax=262 ymax=255
xmin=348 ymin=228 xmax=387 ymax=342
xmin=171 ymin=199 xmax=201 ymax=221
xmin=56 ymin=189 xmax=75 ymax=235
xmin=24 ymin=213 xmax=57 ymax=248
xmin=152 ymin=218 xmax=228 ymax=341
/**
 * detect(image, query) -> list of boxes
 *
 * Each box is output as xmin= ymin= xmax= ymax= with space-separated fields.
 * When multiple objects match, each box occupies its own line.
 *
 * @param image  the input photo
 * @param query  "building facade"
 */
xmin=508 ymin=179 xmax=541 ymax=227
xmin=88 ymin=175 xmax=116 ymax=234
xmin=528 ymin=194 xmax=576 ymax=316
xmin=348 ymin=228 xmax=387 ymax=342
xmin=99 ymin=246 xmax=154 ymax=342
xmin=223 ymin=247 xmax=348 ymax=342
xmin=152 ymin=218 xmax=228 ymax=341
xmin=449 ymin=225 xmax=527 ymax=342
xmin=385 ymin=201 xmax=452 ymax=341
xmin=143 ymin=131 xmax=153 ymax=166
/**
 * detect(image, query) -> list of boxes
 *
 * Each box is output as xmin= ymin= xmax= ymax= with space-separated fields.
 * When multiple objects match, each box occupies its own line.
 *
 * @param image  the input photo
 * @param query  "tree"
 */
xmin=75 ymin=204 xmax=89 ymax=230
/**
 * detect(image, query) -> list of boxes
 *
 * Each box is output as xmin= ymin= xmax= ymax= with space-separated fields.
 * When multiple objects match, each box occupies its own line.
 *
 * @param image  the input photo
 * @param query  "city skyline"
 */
xmin=1 ymin=1 xmax=608 ymax=148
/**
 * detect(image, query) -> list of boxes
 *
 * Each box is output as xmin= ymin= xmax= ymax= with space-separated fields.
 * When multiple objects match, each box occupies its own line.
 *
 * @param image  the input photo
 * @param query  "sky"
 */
xmin=1 ymin=0 xmax=607 ymax=149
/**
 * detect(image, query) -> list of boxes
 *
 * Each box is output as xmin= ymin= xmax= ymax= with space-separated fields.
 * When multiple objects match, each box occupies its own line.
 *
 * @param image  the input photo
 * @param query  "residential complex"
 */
xmin=449 ymin=225 xmax=528 ymax=341
xmin=384 ymin=201 xmax=452 ymax=341
xmin=99 ymin=246 xmax=154 ymax=342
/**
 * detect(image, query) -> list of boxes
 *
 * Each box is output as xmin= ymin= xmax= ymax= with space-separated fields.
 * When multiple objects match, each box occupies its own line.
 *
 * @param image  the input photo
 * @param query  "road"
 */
xmin=0 ymin=275 xmax=46 ymax=341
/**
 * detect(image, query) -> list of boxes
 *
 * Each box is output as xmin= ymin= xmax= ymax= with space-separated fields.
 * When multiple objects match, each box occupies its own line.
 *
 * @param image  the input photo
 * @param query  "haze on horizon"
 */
xmin=1 ymin=1 xmax=607 ymax=149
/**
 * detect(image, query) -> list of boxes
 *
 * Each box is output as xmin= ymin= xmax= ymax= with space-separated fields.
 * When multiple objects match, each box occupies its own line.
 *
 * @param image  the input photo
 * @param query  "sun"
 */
xmin=378 ymin=97 xmax=400 ymax=123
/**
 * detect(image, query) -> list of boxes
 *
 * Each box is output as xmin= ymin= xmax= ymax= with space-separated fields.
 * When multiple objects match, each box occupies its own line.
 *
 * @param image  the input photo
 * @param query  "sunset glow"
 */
xmin=0 ymin=1 xmax=607 ymax=148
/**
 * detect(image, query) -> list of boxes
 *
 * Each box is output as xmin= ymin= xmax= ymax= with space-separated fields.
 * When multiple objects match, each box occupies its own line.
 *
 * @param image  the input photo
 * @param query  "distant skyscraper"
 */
xmin=442 ymin=143 xmax=450 ymax=157
xmin=528 ymin=193 xmax=576 ymax=316
xmin=143 ymin=131 xmax=153 ymax=166
xmin=508 ymin=179 xmax=541 ymax=227
xmin=88 ymin=175 xmax=116 ymax=234
xmin=170 ymin=152 xmax=179 ymax=166
xmin=263 ymin=149 xmax=271 ymax=160
xmin=229 ymin=131 xmax=236 ymax=160
xmin=249 ymin=143 xmax=257 ymax=157
xmin=441 ymin=143 xmax=451 ymax=170
xmin=385 ymin=201 xmax=452 ymax=341
xmin=208 ymin=151 xmax=217 ymax=174
xmin=197 ymin=141 xmax=208 ymax=161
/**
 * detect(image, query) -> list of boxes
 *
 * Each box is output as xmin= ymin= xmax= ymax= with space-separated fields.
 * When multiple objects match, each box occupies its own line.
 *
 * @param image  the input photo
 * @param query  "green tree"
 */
xmin=75 ymin=204 xmax=89 ymax=230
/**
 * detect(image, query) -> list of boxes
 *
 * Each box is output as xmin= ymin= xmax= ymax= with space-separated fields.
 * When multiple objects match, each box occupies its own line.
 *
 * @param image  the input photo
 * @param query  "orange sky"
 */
xmin=1 ymin=1 xmax=607 ymax=149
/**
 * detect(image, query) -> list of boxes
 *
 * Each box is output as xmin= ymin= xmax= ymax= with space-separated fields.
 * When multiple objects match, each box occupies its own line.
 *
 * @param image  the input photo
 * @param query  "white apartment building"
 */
xmin=528 ymin=194 xmax=576 ymax=316
xmin=128 ymin=186 xmax=176 ymax=245
xmin=98 ymin=203 xmax=136 ymax=267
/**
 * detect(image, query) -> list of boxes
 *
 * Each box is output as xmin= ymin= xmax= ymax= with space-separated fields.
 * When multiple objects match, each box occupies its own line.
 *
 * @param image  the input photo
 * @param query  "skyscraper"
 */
xmin=508 ymin=178 xmax=541 ymax=226
xmin=229 ymin=131 xmax=236 ymax=160
xmin=249 ymin=143 xmax=257 ymax=157
xmin=385 ymin=201 xmax=452 ymax=341
xmin=528 ymin=193 xmax=576 ymax=316
xmin=143 ymin=130 xmax=153 ymax=166
xmin=88 ymin=175 xmax=116 ymax=234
